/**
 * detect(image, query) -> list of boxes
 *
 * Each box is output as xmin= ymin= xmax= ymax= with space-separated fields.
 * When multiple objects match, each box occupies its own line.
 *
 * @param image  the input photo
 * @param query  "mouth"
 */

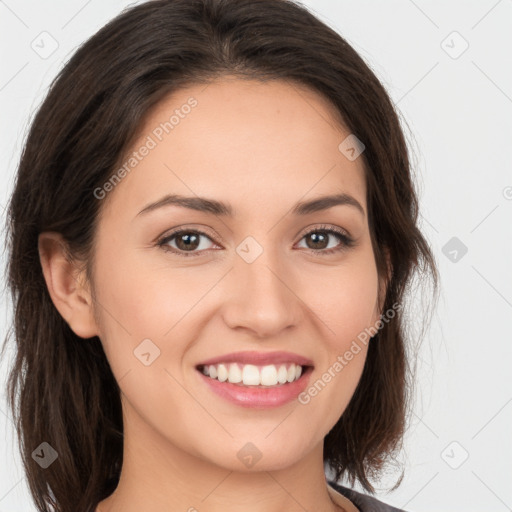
xmin=196 ymin=362 xmax=314 ymax=408
xmin=194 ymin=351 xmax=315 ymax=407
xmin=196 ymin=362 xmax=314 ymax=388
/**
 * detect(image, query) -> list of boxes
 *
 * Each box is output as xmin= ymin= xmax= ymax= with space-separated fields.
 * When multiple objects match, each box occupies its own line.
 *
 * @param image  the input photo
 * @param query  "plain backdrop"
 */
xmin=1 ymin=1 xmax=511 ymax=511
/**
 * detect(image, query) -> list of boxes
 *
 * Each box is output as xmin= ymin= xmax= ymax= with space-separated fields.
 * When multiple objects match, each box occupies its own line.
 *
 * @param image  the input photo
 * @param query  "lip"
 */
xmin=196 ymin=350 xmax=314 ymax=368
xmin=197 ymin=365 xmax=314 ymax=409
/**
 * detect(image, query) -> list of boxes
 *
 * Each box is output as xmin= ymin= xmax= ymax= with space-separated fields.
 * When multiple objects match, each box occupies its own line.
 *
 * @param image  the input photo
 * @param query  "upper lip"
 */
xmin=196 ymin=351 xmax=314 ymax=368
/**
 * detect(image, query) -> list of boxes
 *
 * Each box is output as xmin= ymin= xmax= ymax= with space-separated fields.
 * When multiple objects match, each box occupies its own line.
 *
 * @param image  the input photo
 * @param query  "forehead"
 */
xmin=100 ymin=77 xmax=367 ymax=222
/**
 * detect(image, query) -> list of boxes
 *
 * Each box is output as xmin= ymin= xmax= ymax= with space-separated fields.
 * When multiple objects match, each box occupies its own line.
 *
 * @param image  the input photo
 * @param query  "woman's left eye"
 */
xmin=297 ymin=225 xmax=355 ymax=254
xmin=157 ymin=225 xmax=355 ymax=258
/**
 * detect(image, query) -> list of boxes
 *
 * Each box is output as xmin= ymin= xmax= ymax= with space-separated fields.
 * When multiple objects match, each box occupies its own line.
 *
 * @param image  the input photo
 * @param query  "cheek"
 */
xmin=295 ymin=260 xmax=378 ymax=432
xmin=92 ymin=247 xmax=219 ymax=365
xmin=303 ymin=255 xmax=380 ymax=347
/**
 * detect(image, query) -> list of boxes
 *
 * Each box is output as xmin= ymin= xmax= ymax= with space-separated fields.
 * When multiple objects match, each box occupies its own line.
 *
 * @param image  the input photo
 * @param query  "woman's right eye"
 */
xmin=157 ymin=229 xmax=219 ymax=257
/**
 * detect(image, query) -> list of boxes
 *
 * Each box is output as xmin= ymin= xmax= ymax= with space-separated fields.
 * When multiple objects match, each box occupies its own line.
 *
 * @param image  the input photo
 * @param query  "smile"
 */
xmin=196 ymin=364 xmax=314 ymax=408
xmin=198 ymin=362 xmax=306 ymax=387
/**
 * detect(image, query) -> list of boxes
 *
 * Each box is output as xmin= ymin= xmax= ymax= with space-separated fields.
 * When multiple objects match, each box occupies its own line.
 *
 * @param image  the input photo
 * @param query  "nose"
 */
xmin=221 ymin=244 xmax=302 ymax=338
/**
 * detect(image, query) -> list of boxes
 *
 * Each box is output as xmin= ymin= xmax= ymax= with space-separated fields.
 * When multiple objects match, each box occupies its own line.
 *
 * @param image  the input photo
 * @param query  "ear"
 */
xmin=38 ymin=232 xmax=99 ymax=339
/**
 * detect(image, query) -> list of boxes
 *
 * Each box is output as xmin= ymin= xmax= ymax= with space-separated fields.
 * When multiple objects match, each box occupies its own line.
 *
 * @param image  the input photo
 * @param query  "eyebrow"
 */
xmin=136 ymin=192 xmax=365 ymax=218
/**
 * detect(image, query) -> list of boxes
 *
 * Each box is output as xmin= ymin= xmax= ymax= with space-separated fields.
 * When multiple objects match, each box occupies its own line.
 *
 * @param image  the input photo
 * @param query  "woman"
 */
xmin=3 ymin=1 xmax=438 ymax=511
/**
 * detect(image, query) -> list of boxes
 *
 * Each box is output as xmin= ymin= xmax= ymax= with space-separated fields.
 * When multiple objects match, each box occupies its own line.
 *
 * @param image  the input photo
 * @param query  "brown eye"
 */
xmin=297 ymin=225 xmax=355 ymax=255
xmin=174 ymin=232 xmax=201 ymax=251
xmin=158 ymin=230 xmax=218 ymax=257
xmin=304 ymin=231 xmax=330 ymax=250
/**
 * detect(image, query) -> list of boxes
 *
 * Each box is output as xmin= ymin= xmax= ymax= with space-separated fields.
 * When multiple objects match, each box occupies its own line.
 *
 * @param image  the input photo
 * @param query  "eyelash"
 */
xmin=156 ymin=224 xmax=355 ymax=258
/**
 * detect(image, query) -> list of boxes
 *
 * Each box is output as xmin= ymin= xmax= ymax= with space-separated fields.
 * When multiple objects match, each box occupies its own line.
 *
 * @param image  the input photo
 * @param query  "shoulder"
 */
xmin=327 ymin=480 xmax=408 ymax=512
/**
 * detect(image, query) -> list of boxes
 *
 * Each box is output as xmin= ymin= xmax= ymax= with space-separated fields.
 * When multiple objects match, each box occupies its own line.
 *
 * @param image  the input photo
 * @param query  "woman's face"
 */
xmin=88 ymin=77 xmax=385 ymax=472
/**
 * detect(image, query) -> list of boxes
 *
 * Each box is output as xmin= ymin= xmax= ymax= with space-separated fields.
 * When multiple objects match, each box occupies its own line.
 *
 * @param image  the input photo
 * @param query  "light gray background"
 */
xmin=1 ymin=1 xmax=511 ymax=511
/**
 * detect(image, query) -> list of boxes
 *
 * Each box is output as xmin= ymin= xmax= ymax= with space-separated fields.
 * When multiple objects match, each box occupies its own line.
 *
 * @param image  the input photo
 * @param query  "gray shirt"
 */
xmin=328 ymin=480 xmax=407 ymax=512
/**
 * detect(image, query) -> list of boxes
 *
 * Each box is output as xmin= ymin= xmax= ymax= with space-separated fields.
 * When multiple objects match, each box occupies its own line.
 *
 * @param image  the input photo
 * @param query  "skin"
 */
xmin=39 ymin=77 xmax=389 ymax=512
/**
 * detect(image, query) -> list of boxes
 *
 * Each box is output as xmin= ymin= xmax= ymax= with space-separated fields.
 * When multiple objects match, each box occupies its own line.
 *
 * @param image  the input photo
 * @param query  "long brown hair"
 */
xmin=2 ymin=1 xmax=439 ymax=510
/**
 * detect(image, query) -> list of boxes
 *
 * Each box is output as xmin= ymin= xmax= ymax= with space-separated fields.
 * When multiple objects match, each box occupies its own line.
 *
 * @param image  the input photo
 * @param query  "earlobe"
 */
xmin=38 ymin=232 xmax=99 ymax=339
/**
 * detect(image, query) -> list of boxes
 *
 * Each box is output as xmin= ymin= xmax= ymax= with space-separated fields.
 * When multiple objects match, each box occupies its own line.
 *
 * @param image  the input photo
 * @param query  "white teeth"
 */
xmin=217 ymin=363 xmax=228 ymax=382
xmin=242 ymin=364 xmax=260 ymax=385
xmin=277 ymin=364 xmax=288 ymax=384
xmin=228 ymin=363 xmax=242 ymax=383
xmin=201 ymin=362 xmax=305 ymax=386
xmin=261 ymin=365 xmax=278 ymax=386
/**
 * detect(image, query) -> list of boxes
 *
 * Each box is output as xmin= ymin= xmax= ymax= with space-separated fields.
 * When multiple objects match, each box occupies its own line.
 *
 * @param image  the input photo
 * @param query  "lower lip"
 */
xmin=197 ymin=366 xmax=313 ymax=409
